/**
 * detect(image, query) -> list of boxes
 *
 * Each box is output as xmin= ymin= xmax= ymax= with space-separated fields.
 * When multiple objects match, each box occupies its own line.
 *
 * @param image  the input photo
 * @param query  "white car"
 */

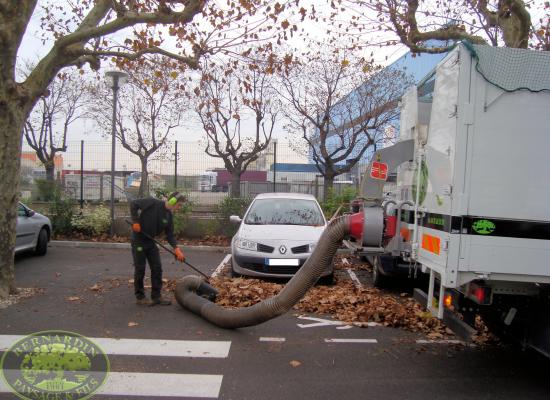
xmin=16 ymin=202 xmax=52 ymax=256
xmin=230 ymin=193 xmax=333 ymax=283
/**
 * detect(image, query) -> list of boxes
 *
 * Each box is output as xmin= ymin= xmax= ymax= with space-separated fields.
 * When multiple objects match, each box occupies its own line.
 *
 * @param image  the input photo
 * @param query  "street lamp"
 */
xmin=105 ymin=70 xmax=128 ymax=236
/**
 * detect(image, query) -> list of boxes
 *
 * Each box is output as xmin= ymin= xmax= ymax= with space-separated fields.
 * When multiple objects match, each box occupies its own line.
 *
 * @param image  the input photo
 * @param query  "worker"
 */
xmin=129 ymin=191 xmax=187 ymax=306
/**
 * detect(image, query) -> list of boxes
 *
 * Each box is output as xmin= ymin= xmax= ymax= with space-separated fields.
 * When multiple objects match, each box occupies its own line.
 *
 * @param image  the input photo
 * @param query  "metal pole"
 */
xmin=110 ymin=77 xmax=119 ymax=236
xmin=174 ymin=140 xmax=178 ymax=189
xmin=80 ymin=140 xmax=84 ymax=209
xmin=272 ymin=140 xmax=277 ymax=192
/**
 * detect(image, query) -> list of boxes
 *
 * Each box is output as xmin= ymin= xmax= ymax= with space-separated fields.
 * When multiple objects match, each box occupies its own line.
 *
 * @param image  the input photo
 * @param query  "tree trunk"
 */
xmin=323 ymin=173 xmax=335 ymax=202
xmin=230 ymin=170 xmax=242 ymax=198
xmin=45 ymin=162 xmax=55 ymax=181
xmin=139 ymin=157 xmax=148 ymax=197
xmin=0 ymin=92 xmax=29 ymax=299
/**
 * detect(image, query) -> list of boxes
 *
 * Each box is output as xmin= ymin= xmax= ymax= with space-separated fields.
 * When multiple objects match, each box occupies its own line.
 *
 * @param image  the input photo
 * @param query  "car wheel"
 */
xmin=318 ymin=272 xmax=334 ymax=286
xmin=372 ymin=256 xmax=386 ymax=288
xmin=35 ymin=228 xmax=48 ymax=256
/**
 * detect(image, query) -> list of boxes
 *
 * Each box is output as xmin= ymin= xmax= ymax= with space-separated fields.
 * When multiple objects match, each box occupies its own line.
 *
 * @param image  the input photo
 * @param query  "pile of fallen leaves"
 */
xmin=203 ymin=276 xmax=448 ymax=337
xmin=0 ymin=287 xmax=44 ymax=309
xmin=333 ymin=255 xmax=371 ymax=271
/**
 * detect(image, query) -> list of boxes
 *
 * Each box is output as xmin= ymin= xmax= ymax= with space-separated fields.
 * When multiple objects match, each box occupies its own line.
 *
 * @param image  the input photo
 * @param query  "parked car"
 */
xmin=16 ymin=202 xmax=51 ymax=256
xmin=230 ymin=193 xmax=333 ymax=283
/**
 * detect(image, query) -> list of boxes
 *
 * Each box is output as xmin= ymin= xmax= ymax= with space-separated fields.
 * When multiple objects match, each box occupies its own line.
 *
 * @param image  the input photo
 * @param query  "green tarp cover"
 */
xmin=464 ymin=42 xmax=550 ymax=93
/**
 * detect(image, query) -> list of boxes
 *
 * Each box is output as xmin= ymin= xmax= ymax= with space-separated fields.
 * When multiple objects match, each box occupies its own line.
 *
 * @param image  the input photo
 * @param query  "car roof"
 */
xmin=253 ymin=192 xmax=318 ymax=201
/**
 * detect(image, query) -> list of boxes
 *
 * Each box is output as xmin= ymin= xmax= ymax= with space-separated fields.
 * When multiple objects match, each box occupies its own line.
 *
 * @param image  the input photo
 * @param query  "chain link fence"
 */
xmin=20 ymin=139 xmax=367 ymax=216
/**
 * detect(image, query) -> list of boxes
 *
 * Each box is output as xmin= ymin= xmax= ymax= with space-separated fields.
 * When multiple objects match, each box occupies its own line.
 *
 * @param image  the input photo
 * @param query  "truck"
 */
xmin=198 ymin=169 xmax=267 ymax=192
xmin=346 ymin=43 xmax=550 ymax=357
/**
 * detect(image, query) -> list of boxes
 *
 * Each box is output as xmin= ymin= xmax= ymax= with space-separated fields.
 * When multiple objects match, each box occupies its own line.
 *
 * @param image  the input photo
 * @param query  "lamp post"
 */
xmin=105 ymin=70 xmax=127 ymax=236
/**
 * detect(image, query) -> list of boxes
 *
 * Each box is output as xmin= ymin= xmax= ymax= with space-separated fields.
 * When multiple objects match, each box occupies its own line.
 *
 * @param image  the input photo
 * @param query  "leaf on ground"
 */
xmin=89 ymin=284 xmax=102 ymax=291
xmin=66 ymin=296 xmax=80 ymax=301
xmin=289 ymin=360 xmax=301 ymax=367
xmin=128 ymin=321 xmax=139 ymax=327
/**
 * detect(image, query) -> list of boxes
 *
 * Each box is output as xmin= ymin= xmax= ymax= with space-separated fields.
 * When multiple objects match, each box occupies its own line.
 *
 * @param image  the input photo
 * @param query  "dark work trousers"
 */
xmin=131 ymin=234 xmax=163 ymax=300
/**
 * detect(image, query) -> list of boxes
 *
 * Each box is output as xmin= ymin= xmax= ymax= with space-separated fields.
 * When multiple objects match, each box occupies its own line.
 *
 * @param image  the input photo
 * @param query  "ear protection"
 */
xmin=168 ymin=197 xmax=178 ymax=206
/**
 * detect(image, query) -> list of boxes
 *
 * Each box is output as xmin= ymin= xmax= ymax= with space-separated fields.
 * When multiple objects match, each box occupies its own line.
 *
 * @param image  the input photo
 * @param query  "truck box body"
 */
xmin=393 ymin=44 xmax=550 ymax=289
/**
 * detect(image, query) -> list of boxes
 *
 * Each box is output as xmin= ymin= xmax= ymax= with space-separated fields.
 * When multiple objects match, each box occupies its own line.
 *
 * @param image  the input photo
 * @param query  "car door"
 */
xmin=16 ymin=203 xmax=37 ymax=250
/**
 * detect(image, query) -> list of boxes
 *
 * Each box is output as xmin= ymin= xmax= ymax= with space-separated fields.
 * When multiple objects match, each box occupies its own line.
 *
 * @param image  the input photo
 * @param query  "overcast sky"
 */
xmin=17 ymin=1 xmax=408 ymax=171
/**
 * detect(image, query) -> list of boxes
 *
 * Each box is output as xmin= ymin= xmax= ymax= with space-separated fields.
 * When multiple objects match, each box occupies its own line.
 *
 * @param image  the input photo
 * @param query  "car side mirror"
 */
xmin=26 ymin=209 xmax=35 ymax=217
xmin=229 ymin=215 xmax=242 ymax=224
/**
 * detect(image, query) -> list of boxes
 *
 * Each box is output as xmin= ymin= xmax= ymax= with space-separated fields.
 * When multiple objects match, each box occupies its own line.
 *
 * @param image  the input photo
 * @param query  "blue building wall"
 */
xmin=308 ymin=45 xmax=449 ymax=166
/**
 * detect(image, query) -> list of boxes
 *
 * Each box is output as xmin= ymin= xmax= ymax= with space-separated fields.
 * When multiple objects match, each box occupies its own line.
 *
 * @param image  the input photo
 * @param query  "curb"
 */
xmin=49 ymin=240 xmax=230 ymax=253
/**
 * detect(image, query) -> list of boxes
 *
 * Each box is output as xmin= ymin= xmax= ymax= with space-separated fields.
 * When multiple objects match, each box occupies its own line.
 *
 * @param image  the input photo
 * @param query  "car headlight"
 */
xmin=308 ymin=243 xmax=316 ymax=252
xmin=236 ymin=238 xmax=258 ymax=251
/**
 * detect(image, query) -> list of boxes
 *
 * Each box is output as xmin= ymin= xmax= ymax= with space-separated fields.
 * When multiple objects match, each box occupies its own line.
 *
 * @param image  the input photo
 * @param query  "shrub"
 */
xmin=35 ymin=179 xmax=57 ymax=201
xmin=48 ymin=189 xmax=75 ymax=235
xmin=71 ymin=205 xmax=111 ymax=235
xmin=216 ymin=196 xmax=252 ymax=237
xmin=321 ymin=187 xmax=357 ymax=219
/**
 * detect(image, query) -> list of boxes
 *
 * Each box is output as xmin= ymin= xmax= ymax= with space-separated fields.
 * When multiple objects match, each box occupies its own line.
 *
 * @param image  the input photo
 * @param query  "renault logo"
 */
xmin=279 ymin=245 xmax=287 ymax=254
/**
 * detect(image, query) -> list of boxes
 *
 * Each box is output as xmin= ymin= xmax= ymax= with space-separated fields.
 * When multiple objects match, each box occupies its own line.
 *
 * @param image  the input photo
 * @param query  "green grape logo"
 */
xmin=472 ymin=219 xmax=496 ymax=235
xmin=1 ymin=331 xmax=109 ymax=400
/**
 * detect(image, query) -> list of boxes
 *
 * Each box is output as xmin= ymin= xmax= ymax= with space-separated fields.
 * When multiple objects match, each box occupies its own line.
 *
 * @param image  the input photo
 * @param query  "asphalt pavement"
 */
xmin=1 ymin=246 xmax=549 ymax=400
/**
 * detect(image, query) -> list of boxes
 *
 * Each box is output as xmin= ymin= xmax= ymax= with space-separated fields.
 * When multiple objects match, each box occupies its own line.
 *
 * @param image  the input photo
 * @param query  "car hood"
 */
xmin=238 ymin=224 xmax=325 ymax=242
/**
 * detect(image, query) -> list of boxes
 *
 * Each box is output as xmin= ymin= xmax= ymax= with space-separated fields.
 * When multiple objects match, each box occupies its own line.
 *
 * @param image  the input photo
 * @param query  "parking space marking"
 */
xmin=0 ymin=335 xmax=231 ymax=358
xmin=346 ymin=268 xmax=363 ymax=289
xmin=212 ymin=254 xmax=231 ymax=277
xmin=259 ymin=337 xmax=286 ymax=342
xmin=416 ymin=339 xmax=466 ymax=345
xmin=324 ymin=338 xmax=378 ymax=343
xmin=0 ymin=371 xmax=223 ymax=398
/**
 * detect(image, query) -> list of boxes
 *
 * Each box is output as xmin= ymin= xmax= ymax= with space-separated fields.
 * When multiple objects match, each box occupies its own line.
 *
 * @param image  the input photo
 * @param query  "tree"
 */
xmin=333 ymin=0 xmax=549 ymax=53
xmin=0 ymin=0 xmax=298 ymax=298
xmin=195 ymin=62 xmax=279 ymax=197
xmin=23 ymin=71 xmax=87 ymax=182
xmin=280 ymin=50 xmax=410 ymax=199
xmin=90 ymin=58 xmax=186 ymax=197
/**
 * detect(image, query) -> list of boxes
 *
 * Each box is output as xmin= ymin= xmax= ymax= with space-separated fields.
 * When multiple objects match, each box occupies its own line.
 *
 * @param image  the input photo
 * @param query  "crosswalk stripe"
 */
xmin=0 ymin=335 xmax=231 ymax=358
xmin=0 ymin=371 xmax=223 ymax=398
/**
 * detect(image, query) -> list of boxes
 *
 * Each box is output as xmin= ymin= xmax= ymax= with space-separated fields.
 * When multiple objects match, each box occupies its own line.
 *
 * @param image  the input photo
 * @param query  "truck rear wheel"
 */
xmin=372 ymin=256 xmax=386 ymax=288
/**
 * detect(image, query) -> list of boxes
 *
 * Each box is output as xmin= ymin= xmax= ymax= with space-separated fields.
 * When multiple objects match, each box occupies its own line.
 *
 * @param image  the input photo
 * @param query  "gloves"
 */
xmin=174 ymin=247 xmax=185 ymax=262
xmin=132 ymin=223 xmax=141 ymax=233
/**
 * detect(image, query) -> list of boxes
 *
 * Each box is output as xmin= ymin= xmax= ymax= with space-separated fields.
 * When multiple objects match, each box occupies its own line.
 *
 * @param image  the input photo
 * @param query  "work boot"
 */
xmin=136 ymin=297 xmax=151 ymax=306
xmin=150 ymin=297 xmax=172 ymax=306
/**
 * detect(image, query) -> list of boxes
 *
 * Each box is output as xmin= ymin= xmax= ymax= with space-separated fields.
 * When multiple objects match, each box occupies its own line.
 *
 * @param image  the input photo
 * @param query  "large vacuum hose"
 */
xmin=175 ymin=215 xmax=351 ymax=328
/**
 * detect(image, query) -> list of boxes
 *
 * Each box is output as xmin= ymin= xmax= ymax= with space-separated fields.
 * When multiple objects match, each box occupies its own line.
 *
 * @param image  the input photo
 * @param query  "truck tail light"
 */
xmin=467 ymin=282 xmax=492 ymax=305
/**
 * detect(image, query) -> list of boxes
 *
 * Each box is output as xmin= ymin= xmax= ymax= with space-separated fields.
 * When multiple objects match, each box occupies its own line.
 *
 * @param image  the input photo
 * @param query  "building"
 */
xmin=308 ymin=41 xmax=451 ymax=167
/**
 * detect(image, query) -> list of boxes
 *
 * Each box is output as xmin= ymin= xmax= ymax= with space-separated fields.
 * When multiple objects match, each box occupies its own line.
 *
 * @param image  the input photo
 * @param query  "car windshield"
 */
xmin=244 ymin=198 xmax=325 ymax=226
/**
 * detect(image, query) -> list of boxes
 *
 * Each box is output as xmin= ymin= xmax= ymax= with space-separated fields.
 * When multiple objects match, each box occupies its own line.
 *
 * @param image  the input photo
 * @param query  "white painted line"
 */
xmin=259 ymin=337 xmax=286 ymax=342
xmin=0 ymin=371 xmax=223 ymax=398
xmin=324 ymin=338 xmax=378 ymax=343
xmin=0 ymin=335 xmax=231 ymax=358
xmin=347 ymin=268 xmax=363 ymax=289
xmin=297 ymin=315 xmax=350 ymax=329
xmin=416 ymin=339 xmax=465 ymax=345
xmin=212 ymin=254 xmax=231 ymax=277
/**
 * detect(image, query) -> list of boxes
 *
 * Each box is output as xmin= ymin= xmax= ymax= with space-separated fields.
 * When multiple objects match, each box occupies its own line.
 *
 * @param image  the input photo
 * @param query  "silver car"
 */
xmin=230 ymin=193 xmax=332 ymax=283
xmin=16 ymin=202 xmax=52 ymax=256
